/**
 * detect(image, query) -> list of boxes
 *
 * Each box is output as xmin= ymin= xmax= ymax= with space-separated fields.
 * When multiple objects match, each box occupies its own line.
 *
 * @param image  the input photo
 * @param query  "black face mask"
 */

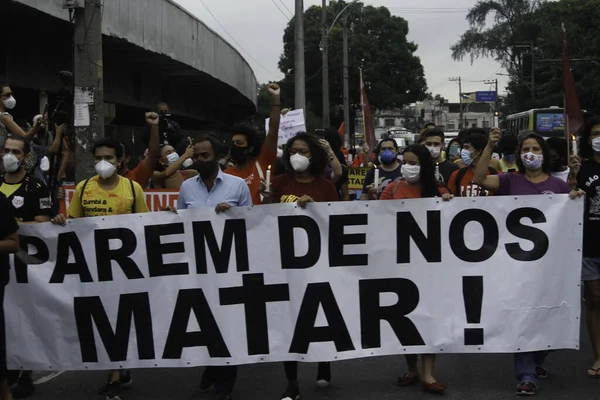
xmin=230 ymin=144 xmax=249 ymax=163
xmin=194 ymin=161 xmax=219 ymax=177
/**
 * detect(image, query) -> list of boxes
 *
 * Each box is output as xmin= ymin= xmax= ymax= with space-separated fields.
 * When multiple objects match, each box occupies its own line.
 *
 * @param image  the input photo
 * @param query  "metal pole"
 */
xmin=530 ymin=42 xmax=535 ymax=104
xmin=294 ymin=0 xmax=306 ymax=113
xmin=74 ymin=0 xmax=104 ymax=183
xmin=322 ymin=0 xmax=330 ymax=127
xmin=342 ymin=13 xmax=350 ymax=148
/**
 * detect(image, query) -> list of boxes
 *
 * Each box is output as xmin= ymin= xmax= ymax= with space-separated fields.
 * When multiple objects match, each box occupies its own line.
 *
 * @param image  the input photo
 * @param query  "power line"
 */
xmin=271 ymin=0 xmax=291 ymax=20
xmin=198 ymin=0 xmax=280 ymax=78
xmin=278 ymin=0 xmax=293 ymax=17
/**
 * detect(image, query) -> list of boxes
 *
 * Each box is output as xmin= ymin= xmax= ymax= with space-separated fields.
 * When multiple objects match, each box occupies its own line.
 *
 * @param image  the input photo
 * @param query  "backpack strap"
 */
xmin=128 ymin=178 xmax=136 ymax=213
xmin=79 ymin=178 xmax=91 ymax=217
xmin=453 ymin=167 xmax=468 ymax=197
xmin=392 ymin=180 xmax=403 ymax=198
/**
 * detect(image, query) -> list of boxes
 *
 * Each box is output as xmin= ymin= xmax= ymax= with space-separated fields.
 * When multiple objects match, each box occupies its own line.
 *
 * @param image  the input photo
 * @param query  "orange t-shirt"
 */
xmin=123 ymin=161 xmax=153 ymax=188
xmin=447 ymin=167 xmax=495 ymax=197
xmin=380 ymin=180 xmax=449 ymax=200
xmin=225 ymin=142 xmax=276 ymax=205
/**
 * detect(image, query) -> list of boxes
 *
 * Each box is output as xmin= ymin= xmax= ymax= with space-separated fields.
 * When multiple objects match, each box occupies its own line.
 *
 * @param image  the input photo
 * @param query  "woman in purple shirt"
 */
xmin=474 ymin=130 xmax=584 ymax=396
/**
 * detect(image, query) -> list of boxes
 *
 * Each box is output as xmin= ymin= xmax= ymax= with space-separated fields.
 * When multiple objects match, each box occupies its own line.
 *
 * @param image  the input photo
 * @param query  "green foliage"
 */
xmin=278 ymin=1 xmax=427 ymax=127
xmin=453 ymin=0 xmax=600 ymax=115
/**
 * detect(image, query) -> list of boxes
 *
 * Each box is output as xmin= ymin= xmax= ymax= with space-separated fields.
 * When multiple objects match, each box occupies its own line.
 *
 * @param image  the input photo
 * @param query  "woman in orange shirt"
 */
xmin=381 ymin=144 xmax=453 ymax=202
xmin=380 ymin=144 xmax=452 ymax=394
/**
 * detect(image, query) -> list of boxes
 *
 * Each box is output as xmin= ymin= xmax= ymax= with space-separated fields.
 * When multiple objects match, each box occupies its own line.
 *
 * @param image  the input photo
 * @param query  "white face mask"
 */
xmin=40 ymin=156 xmax=50 ymax=172
xmin=592 ymin=137 xmax=600 ymax=153
xmin=277 ymin=148 xmax=284 ymax=158
xmin=182 ymin=158 xmax=193 ymax=168
xmin=426 ymin=146 xmax=441 ymax=159
xmin=290 ymin=154 xmax=310 ymax=172
xmin=2 ymin=153 xmax=20 ymax=173
xmin=95 ymin=160 xmax=117 ymax=179
xmin=166 ymin=152 xmax=179 ymax=165
xmin=2 ymin=96 xmax=16 ymax=110
xmin=521 ymin=152 xmax=543 ymax=170
xmin=401 ymin=164 xmax=421 ymax=183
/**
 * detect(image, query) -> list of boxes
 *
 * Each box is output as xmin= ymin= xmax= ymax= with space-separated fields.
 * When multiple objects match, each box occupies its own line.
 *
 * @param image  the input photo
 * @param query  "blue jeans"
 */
xmin=514 ymin=351 xmax=548 ymax=385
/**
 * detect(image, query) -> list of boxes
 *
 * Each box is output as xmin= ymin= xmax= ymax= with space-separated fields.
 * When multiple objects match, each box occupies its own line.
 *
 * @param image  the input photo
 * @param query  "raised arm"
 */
xmin=264 ymin=83 xmax=281 ymax=152
xmin=473 ymin=128 xmax=501 ymax=192
xmin=153 ymin=145 xmax=194 ymax=186
xmin=142 ymin=112 xmax=161 ymax=172
xmin=47 ymin=124 xmax=66 ymax=155
xmin=1 ymin=113 xmax=41 ymax=140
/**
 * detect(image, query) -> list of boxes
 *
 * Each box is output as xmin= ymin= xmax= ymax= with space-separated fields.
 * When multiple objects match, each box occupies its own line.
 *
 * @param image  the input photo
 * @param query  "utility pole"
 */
xmin=449 ymin=77 xmax=463 ymax=129
xmin=321 ymin=0 xmax=330 ymax=128
xmin=294 ymin=0 xmax=306 ymax=113
xmin=530 ymin=42 xmax=535 ymax=104
xmin=73 ymin=0 xmax=104 ymax=183
xmin=342 ymin=13 xmax=350 ymax=148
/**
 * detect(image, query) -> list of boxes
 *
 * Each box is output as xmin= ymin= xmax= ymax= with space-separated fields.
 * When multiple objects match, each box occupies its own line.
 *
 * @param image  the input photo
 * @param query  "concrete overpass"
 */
xmin=3 ymin=0 xmax=258 ymax=131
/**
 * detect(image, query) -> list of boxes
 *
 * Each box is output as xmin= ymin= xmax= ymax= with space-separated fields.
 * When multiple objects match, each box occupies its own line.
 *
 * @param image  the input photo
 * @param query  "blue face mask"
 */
xmin=504 ymin=154 xmax=516 ymax=163
xmin=461 ymin=148 xmax=473 ymax=166
xmin=379 ymin=149 xmax=396 ymax=165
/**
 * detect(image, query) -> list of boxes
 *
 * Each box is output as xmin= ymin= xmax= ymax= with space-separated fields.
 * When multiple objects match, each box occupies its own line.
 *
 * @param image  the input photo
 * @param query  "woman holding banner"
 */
xmin=380 ymin=144 xmax=452 ymax=394
xmin=473 ymin=129 xmax=584 ymax=396
xmin=262 ymin=132 xmax=338 ymax=400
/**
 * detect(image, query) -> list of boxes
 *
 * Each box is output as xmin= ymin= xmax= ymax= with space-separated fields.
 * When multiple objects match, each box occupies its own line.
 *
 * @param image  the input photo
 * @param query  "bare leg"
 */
xmin=405 ymin=355 xmax=419 ymax=377
xmin=421 ymin=354 xmax=437 ymax=384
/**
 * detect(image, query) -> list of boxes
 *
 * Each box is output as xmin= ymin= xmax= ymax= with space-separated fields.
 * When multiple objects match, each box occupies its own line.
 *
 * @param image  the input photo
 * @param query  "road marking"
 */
xmin=33 ymin=371 xmax=64 ymax=385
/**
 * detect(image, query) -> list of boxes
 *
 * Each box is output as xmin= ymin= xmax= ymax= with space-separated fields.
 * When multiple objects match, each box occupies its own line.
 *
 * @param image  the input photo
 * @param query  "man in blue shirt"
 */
xmin=177 ymin=134 xmax=251 ymax=400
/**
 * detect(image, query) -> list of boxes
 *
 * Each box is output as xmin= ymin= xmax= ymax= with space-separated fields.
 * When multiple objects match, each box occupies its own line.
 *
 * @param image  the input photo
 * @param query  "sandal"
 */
xmin=587 ymin=367 xmax=600 ymax=378
xmin=397 ymin=374 xmax=420 ymax=387
xmin=422 ymin=381 xmax=446 ymax=394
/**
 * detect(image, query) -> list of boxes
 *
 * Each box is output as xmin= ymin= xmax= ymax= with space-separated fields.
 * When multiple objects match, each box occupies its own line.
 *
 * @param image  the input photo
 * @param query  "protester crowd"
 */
xmin=0 ymin=81 xmax=598 ymax=400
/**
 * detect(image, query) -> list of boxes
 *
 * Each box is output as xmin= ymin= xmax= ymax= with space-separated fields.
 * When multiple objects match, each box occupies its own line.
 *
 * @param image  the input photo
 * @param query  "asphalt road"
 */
xmin=24 ymin=322 xmax=600 ymax=400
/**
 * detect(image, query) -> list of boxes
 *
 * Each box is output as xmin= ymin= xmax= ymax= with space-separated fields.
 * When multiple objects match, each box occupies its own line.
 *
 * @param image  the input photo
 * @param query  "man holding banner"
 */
xmin=51 ymin=137 xmax=150 ymax=400
xmin=177 ymin=134 xmax=252 ymax=400
xmin=0 ymin=194 xmax=18 ymax=400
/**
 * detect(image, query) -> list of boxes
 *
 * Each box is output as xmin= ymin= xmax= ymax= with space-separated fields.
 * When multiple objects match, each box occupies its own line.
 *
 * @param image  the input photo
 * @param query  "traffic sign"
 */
xmin=476 ymin=91 xmax=497 ymax=102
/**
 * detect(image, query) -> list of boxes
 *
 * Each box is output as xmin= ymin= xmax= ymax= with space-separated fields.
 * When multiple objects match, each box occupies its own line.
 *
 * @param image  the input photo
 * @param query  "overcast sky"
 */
xmin=172 ymin=0 xmax=509 ymax=103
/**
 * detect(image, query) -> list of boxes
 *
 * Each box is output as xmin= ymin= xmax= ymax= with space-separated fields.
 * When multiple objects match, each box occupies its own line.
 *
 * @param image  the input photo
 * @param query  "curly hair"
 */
xmin=231 ymin=124 xmax=264 ymax=158
xmin=284 ymin=132 xmax=327 ymax=176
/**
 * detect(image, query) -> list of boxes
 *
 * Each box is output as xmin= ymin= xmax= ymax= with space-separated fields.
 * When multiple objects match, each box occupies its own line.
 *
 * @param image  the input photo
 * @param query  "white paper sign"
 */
xmin=74 ymin=104 xmax=90 ymax=127
xmin=266 ymin=109 xmax=307 ymax=146
xmin=6 ymin=196 xmax=583 ymax=370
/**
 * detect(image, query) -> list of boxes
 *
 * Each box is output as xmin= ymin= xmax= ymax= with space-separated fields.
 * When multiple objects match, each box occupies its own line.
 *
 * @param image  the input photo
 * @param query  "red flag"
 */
xmin=563 ymin=23 xmax=584 ymax=140
xmin=360 ymin=69 xmax=376 ymax=161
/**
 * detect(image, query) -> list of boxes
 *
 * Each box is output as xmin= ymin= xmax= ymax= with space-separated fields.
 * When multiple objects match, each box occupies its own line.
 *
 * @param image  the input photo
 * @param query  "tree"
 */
xmin=278 ymin=1 xmax=427 ymax=127
xmin=451 ymin=0 xmax=544 ymax=73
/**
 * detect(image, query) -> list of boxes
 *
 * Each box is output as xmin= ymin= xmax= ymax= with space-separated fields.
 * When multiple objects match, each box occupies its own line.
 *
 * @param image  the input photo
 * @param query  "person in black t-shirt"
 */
xmin=0 ymin=193 xmax=19 ymax=400
xmin=361 ymin=138 xmax=402 ymax=199
xmin=572 ymin=116 xmax=600 ymax=378
xmin=1 ymin=136 xmax=52 ymax=225
xmin=0 ymin=135 xmax=51 ymax=398
xmin=420 ymin=128 xmax=459 ymax=185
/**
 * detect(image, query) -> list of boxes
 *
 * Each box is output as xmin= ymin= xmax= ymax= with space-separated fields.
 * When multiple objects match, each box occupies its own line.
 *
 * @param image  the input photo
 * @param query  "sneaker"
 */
xmin=535 ymin=366 xmax=548 ymax=379
xmin=316 ymin=379 xmax=330 ymax=388
xmin=281 ymin=381 xmax=301 ymax=400
xmin=99 ymin=372 xmax=132 ymax=396
xmin=516 ymin=381 xmax=536 ymax=396
xmin=11 ymin=373 xmax=35 ymax=399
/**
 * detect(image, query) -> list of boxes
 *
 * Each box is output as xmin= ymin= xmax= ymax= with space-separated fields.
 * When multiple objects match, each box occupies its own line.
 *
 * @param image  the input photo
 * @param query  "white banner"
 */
xmin=6 ymin=196 xmax=583 ymax=371
xmin=265 ymin=109 xmax=306 ymax=146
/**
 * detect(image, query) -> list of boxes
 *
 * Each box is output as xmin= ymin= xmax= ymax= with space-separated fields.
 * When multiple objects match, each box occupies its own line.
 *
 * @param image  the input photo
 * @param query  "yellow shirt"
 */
xmin=68 ymin=175 xmax=149 ymax=218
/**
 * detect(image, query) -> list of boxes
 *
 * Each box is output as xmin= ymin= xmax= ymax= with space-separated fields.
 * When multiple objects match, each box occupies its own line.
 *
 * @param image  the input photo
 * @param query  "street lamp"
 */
xmin=322 ymin=0 xmax=357 ymax=128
